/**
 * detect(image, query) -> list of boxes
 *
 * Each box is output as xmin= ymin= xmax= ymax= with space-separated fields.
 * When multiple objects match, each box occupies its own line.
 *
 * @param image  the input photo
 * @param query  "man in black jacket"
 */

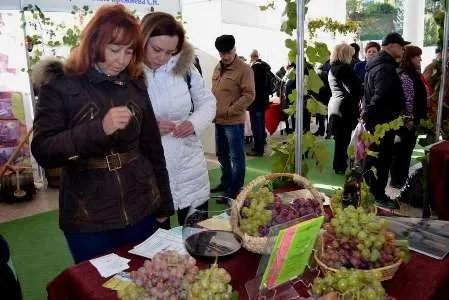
xmin=247 ymin=50 xmax=271 ymax=156
xmin=363 ymin=32 xmax=409 ymax=209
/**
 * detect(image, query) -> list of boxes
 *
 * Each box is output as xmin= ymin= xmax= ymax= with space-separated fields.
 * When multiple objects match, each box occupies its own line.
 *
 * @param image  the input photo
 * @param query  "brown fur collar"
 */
xmin=31 ymin=57 xmax=65 ymax=90
xmin=171 ymin=41 xmax=195 ymax=76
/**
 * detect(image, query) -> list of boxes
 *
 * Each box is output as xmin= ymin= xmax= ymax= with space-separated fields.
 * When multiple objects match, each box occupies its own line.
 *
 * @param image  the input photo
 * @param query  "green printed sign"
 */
xmin=260 ymin=216 xmax=324 ymax=289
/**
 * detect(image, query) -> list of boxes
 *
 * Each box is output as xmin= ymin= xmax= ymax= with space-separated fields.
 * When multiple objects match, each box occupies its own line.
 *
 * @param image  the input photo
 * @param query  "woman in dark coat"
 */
xmin=390 ymin=45 xmax=428 ymax=188
xmin=31 ymin=5 xmax=174 ymax=263
xmin=328 ymin=43 xmax=362 ymax=174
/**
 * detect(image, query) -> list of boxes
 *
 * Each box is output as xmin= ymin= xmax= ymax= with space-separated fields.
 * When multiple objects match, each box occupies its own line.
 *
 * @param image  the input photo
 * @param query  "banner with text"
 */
xmin=0 ymin=0 xmax=181 ymax=14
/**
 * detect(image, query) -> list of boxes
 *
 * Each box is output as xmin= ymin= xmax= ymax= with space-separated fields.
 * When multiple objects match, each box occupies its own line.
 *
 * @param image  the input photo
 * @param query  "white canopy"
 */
xmin=0 ymin=0 xmax=181 ymax=14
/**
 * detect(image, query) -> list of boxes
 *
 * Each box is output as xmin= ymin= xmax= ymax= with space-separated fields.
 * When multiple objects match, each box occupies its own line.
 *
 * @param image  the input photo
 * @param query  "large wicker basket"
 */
xmin=314 ymin=251 xmax=402 ymax=281
xmin=313 ymin=235 xmax=402 ymax=281
xmin=230 ymin=173 xmax=324 ymax=254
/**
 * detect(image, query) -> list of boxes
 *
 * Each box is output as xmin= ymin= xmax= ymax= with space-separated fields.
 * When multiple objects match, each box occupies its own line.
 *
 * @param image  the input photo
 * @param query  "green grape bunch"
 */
xmin=312 ymin=268 xmax=386 ymax=300
xmin=239 ymin=186 xmax=274 ymax=237
xmin=189 ymin=264 xmax=233 ymax=300
xmin=320 ymin=206 xmax=409 ymax=270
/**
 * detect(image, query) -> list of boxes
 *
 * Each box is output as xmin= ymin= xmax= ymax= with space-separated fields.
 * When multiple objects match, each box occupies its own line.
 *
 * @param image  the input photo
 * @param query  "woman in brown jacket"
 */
xmin=31 ymin=5 xmax=173 ymax=263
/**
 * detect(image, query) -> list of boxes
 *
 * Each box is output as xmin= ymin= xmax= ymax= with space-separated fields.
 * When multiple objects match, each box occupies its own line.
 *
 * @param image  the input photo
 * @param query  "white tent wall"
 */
xmin=221 ymin=0 xmax=289 ymax=70
xmin=182 ymin=0 xmax=289 ymax=154
xmin=182 ymin=0 xmax=288 ymax=71
xmin=182 ymin=0 xmax=223 ymax=58
xmin=182 ymin=0 xmax=221 ymax=155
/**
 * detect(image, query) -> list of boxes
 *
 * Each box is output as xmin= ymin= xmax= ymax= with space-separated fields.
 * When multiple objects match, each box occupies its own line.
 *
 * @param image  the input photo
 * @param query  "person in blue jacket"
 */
xmin=354 ymin=41 xmax=381 ymax=82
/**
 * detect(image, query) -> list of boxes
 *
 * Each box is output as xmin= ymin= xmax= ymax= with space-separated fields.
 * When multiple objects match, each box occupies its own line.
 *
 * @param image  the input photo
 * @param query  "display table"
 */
xmin=47 ymin=242 xmax=449 ymax=300
xmin=430 ymin=140 xmax=449 ymax=220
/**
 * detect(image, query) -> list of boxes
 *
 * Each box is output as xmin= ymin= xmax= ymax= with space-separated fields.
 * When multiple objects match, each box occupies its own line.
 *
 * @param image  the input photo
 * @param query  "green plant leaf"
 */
xmin=288 ymin=89 xmax=297 ymax=104
xmin=306 ymin=97 xmax=327 ymax=115
xmin=304 ymin=69 xmax=323 ymax=93
xmin=305 ymin=43 xmax=329 ymax=65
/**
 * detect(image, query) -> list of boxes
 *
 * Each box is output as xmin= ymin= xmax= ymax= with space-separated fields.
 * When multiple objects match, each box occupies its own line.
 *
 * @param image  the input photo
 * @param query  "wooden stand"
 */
xmin=0 ymin=128 xmax=35 ymax=202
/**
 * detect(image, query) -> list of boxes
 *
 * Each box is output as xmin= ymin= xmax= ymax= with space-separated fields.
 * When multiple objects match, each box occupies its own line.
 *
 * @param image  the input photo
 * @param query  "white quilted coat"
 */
xmin=144 ymin=42 xmax=216 ymax=210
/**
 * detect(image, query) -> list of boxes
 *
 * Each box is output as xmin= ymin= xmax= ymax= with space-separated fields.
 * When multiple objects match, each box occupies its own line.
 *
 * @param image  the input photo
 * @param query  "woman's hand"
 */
xmin=173 ymin=120 xmax=195 ymax=138
xmin=158 ymin=120 xmax=176 ymax=136
xmin=102 ymin=106 xmax=132 ymax=135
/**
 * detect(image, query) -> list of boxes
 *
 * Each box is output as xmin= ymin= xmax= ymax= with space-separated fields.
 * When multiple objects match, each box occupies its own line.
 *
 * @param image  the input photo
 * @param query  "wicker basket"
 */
xmin=313 ymin=250 xmax=402 ymax=281
xmin=230 ymin=173 xmax=324 ymax=254
xmin=313 ymin=234 xmax=402 ymax=281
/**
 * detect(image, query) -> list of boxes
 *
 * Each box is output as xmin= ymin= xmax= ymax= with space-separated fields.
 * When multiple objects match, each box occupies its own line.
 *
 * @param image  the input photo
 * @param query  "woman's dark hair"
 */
xmin=364 ymin=41 xmax=381 ymax=53
xmin=65 ymin=4 xmax=143 ymax=79
xmin=140 ymin=12 xmax=185 ymax=55
xmin=400 ymin=45 xmax=422 ymax=71
xmin=350 ymin=42 xmax=360 ymax=58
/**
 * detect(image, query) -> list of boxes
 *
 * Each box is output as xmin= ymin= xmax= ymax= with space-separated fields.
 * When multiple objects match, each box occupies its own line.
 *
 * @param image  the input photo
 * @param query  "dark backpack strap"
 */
xmin=184 ymin=71 xmax=194 ymax=114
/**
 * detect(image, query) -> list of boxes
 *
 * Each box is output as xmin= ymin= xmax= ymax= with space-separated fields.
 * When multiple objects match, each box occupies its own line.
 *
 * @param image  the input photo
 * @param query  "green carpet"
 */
xmin=0 ymin=210 xmax=73 ymax=300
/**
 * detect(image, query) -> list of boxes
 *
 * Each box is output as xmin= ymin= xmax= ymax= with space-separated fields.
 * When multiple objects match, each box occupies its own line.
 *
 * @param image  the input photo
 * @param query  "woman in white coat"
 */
xmin=141 ymin=12 xmax=216 ymax=227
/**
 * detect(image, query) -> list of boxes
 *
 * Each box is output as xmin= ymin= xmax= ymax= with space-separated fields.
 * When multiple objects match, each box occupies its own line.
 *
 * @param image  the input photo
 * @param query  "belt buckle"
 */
xmin=106 ymin=153 xmax=122 ymax=171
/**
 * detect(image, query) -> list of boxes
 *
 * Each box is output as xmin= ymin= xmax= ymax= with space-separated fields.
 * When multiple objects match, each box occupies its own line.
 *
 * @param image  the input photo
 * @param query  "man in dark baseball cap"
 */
xmin=381 ymin=32 xmax=411 ymax=47
xmin=210 ymin=34 xmax=255 ymax=201
xmin=361 ymin=32 xmax=409 ymax=209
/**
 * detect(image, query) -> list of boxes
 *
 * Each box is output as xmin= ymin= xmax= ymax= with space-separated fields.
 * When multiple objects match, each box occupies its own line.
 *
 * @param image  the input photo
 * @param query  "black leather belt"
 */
xmin=86 ymin=150 xmax=141 ymax=171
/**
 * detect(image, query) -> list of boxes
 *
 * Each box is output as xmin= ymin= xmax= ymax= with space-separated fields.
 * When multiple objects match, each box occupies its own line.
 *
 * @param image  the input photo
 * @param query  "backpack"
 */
xmin=266 ymin=70 xmax=281 ymax=96
xmin=183 ymin=66 xmax=199 ymax=115
xmin=183 ymin=56 xmax=204 ymax=110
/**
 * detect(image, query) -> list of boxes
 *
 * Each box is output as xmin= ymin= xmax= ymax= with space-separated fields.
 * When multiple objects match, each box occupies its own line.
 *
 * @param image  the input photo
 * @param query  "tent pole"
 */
xmin=295 ymin=0 xmax=305 ymax=175
xmin=20 ymin=2 xmax=44 ymax=186
xmin=435 ymin=1 xmax=449 ymax=140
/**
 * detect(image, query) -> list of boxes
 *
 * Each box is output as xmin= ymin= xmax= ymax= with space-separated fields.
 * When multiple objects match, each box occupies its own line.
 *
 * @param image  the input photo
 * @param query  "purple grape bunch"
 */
xmin=271 ymin=197 xmax=322 ymax=226
xmin=291 ymin=197 xmax=322 ymax=217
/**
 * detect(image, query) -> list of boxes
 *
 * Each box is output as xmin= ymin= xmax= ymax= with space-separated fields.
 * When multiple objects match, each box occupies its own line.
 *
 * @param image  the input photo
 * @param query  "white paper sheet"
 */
xmin=128 ymin=228 xmax=187 ymax=259
xmin=89 ymin=253 xmax=130 ymax=278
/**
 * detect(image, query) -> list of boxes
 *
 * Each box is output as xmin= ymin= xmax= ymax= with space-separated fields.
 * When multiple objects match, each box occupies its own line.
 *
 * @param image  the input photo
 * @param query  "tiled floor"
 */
xmin=0 ymin=188 xmax=59 ymax=223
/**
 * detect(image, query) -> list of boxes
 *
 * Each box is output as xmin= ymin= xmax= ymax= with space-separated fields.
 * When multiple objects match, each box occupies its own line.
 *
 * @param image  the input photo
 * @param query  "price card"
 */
xmin=260 ymin=216 xmax=324 ymax=289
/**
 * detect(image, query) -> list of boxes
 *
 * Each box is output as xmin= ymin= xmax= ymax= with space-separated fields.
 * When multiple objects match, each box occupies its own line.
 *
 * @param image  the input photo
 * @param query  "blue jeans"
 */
xmin=249 ymin=110 xmax=266 ymax=153
xmin=215 ymin=124 xmax=245 ymax=198
xmin=64 ymin=215 xmax=155 ymax=263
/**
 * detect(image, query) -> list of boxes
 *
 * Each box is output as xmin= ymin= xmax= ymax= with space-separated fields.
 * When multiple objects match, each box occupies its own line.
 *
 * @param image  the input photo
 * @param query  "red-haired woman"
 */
xmin=31 ymin=5 xmax=173 ymax=263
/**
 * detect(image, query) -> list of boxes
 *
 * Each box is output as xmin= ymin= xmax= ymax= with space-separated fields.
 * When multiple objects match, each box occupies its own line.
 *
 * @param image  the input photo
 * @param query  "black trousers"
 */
xmin=157 ymin=201 xmax=209 ymax=229
xmin=329 ymin=115 xmax=352 ymax=172
xmin=391 ymin=127 xmax=417 ymax=186
xmin=315 ymin=114 xmax=326 ymax=134
xmin=285 ymin=110 xmax=311 ymax=134
xmin=364 ymin=130 xmax=396 ymax=198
